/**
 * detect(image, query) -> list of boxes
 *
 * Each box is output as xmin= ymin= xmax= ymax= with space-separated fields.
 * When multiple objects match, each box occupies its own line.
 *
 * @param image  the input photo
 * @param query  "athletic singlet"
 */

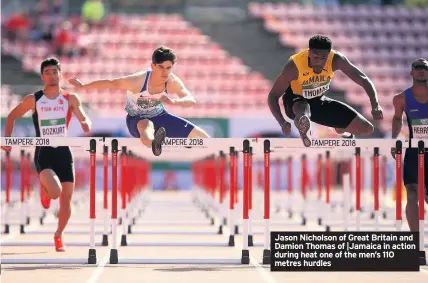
xmin=404 ymin=87 xmax=428 ymax=145
xmin=124 ymin=70 xmax=168 ymax=118
xmin=32 ymin=90 xmax=72 ymax=138
xmin=289 ymin=49 xmax=335 ymax=99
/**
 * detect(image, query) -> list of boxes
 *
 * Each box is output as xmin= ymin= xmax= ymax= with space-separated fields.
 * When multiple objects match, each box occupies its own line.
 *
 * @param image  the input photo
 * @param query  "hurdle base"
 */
xmin=241 ymin=249 xmax=250 ymax=264
xmin=88 ymin=248 xmax=97 ymax=264
xmin=218 ymin=225 xmax=223 ymax=234
xmin=110 ymin=249 xmax=118 ymax=264
xmin=222 ymin=217 xmax=227 ymax=225
xmin=26 ymin=217 xmax=30 ymax=225
xmin=4 ymin=224 xmax=10 ymax=234
xmin=128 ymin=225 xmax=132 ymax=234
xmin=248 ymin=235 xmax=254 ymax=246
xmin=288 ymin=211 xmax=293 ymax=219
xmin=39 ymin=217 xmax=44 ymax=225
xmin=234 ymin=225 xmax=239 ymax=234
xmin=210 ymin=218 xmax=215 ymax=225
xmin=262 ymin=249 xmax=271 ymax=265
xmin=301 ymin=217 xmax=306 ymax=226
xmin=420 ymin=251 xmax=426 ymax=266
xmin=325 ymin=225 xmax=331 ymax=232
xmin=102 ymin=234 xmax=109 ymax=246
xmin=228 ymin=235 xmax=235 ymax=246
xmin=121 ymin=235 xmax=127 ymax=246
xmin=317 ymin=218 xmax=322 ymax=226
xmin=20 ymin=224 xmax=25 ymax=234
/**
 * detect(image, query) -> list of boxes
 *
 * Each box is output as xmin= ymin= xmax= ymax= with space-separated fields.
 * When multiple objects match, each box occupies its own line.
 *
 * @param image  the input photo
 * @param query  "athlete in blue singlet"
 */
xmin=391 ymin=58 xmax=428 ymax=233
xmin=68 ymin=46 xmax=210 ymax=156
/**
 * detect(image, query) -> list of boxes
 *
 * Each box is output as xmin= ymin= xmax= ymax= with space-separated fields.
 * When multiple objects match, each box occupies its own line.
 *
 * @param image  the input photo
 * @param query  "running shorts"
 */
xmin=126 ymin=110 xmax=196 ymax=138
xmin=403 ymin=148 xmax=428 ymax=196
xmin=282 ymin=86 xmax=359 ymax=129
xmin=34 ymin=146 xmax=74 ymax=183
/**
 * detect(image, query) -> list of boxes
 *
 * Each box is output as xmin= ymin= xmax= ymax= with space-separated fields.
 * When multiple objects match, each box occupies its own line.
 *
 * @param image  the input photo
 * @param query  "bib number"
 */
xmin=41 ymin=126 xmax=66 ymax=137
xmin=412 ymin=125 xmax=428 ymax=139
xmin=302 ymin=85 xmax=330 ymax=99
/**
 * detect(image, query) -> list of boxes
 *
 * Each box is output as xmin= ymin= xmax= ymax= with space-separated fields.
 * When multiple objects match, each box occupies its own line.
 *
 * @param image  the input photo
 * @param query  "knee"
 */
xmin=137 ymin=119 xmax=152 ymax=131
xmin=292 ymin=101 xmax=309 ymax=116
xmin=50 ymin=186 xmax=62 ymax=200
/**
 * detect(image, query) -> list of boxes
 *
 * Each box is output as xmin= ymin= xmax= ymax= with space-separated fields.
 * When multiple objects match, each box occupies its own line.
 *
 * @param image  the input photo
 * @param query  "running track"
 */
xmin=1 ymin=191 xmax=428 ymax=283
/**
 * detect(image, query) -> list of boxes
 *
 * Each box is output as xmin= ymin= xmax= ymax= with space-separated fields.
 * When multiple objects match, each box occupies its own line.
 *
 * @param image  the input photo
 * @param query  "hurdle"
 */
xmin=1 ymin=137 xmax=102 ymax=264
xmin=2 ymin=145 xmax=109 ymax=242
xmin=256 ymin=138 xmax=427 ymax=266
xmin=106 ymin=137 xmax=255 ymax=265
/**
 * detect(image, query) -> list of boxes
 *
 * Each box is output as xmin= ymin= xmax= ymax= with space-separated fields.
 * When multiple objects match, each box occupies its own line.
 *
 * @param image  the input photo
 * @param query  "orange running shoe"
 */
xmin=54 ymin=235 xmax=66 ymax=252
xmin=40 ymin=185 xmax=51 ymax=209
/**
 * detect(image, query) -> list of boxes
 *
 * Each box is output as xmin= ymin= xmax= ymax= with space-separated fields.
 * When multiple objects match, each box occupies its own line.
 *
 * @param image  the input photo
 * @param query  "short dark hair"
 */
xmin=152 ymin=46 xmax=177 ymax=65
xmin=412 ymin=58 xmax=427 ymax=67
xmin=40 ymin=57 xmax=61 ymax=74
xmin=309 ymin=35 xmax=332 ymax=51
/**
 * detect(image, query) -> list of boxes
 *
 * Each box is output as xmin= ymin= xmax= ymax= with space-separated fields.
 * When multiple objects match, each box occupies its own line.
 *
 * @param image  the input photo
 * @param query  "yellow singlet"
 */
xmin=289 ymin=49 xmax=336 ymax=99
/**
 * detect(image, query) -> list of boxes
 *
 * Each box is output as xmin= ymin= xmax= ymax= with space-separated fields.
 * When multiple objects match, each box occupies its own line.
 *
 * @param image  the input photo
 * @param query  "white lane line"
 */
xmin=221 ymin=226 xmax=277 ymax=283
xmin=86 ymin=235 xmax=120 ymax=283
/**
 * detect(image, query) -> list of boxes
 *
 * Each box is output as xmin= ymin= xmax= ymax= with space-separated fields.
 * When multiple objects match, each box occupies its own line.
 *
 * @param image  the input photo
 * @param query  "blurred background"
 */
xmin=1 ymin=0 xmax=427 ymax=191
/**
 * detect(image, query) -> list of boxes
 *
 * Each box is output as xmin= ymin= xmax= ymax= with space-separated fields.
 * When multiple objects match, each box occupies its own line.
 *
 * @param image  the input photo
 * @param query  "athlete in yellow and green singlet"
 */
xmin=268 ymin=35 xmax=384 ymax=147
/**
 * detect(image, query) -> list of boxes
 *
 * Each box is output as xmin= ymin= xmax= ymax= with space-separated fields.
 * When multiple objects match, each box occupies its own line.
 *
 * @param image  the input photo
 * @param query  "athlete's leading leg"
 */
xmin=137 ymin=119 xmax=156 ymax=147
xmin=39 ymin=169 xmax=62 ymax=202
xmin=136 ymin=119 xmax=166 ymax=156
xmin=292 ymin=100 xmax=312 ymax=147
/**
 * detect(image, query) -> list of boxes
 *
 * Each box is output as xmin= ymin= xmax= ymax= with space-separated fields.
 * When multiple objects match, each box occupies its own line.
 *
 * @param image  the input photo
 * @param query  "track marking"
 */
xmin=86 ymin=235 xmax=121 ymax=283
xmin=221 ymin=226 xmax=277 ymax=283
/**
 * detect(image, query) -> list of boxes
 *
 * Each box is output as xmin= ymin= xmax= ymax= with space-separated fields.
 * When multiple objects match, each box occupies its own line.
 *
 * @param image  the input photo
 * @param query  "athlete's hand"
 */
xmin=281 ymin=121 xmax=292 ymax=136
xmin=160 ymin=94 xmax=175 ymax=105
xmin=68 ymin=77 xmax=84 ymax=88
xmin=371 ymin=103 xmax=383 ymax=120
xmin=1 ymin=146 xmax=11 ymax=152
xmin=80 ymin=119 xmax=92 ymax=133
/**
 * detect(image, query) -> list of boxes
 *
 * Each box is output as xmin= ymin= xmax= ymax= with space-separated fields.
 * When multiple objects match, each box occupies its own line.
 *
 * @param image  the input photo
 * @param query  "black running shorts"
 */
xmin=282 ymin=86 xmax=359 ymax=129
xmin=34 ymin=146 xmax=74 ymax=183
xmin=403 ymin=148 xmax=428 ymax=195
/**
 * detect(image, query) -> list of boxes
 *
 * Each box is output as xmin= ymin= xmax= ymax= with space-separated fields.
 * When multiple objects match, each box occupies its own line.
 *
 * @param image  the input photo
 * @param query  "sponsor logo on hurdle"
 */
xmin=3 ymin=137 xmax=51 ymax=146
xmin=311 ymin=139 xmax=356 ymax=147
xmin=161 ymin=138 xmax=205 ymax=147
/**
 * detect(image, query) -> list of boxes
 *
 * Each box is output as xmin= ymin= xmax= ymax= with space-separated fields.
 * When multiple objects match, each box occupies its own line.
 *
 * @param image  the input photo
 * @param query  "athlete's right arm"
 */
xmin=391 ymin=92 xmax=405 ymax=139
xmin=267 ymin=59 xmax=298 ymax=134
xmin=69 ymin=73 xmax=142 ymax=93
xmin=4 ymin=94 xmax=35 ymax=137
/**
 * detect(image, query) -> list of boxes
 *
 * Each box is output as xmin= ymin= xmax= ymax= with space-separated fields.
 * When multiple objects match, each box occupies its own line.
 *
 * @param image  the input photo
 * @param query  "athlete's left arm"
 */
xmin=333 ymin=52 xmax=380 ymax=108
xmin=166 ymin=75 xmax=196 ymax=107
xmin=69 ymin=93 xmax=92 ymax=132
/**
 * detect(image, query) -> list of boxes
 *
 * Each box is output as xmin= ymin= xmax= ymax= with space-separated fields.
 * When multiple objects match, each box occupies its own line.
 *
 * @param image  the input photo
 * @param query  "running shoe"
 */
xmin=341 ymin=132 xmax=355 ymax=138
xmin=294 ymin=115 xmax=312 ymax=147
xmin=40 ymin=185 xmax=51 ymax=209
xmin=54 ymin=235 xmax=66 ymax=252
xmin=152 ymin=127 xmax=166 ymax=156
